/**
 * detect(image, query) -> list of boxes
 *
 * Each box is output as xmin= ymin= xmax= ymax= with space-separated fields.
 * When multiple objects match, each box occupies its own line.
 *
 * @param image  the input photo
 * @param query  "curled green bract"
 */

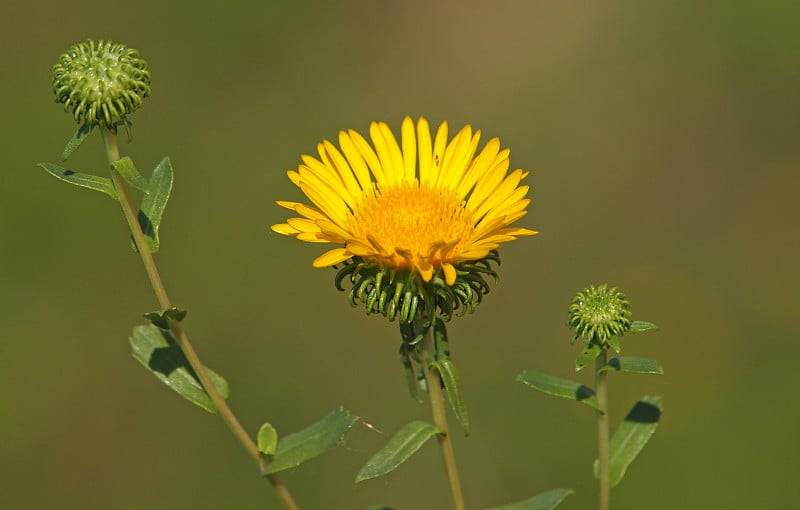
xmin=53 ymin=39 xmax=151 ymax=132
xmin=568 ymin=284 xmax=632 ymax=348
xmin=334 ymin=251 xmax=500 ymax=325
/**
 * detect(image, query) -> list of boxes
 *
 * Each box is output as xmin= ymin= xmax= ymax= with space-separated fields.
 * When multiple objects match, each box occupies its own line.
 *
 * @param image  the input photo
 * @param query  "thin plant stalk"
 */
xmin=100 ymin=128 xmax=300 ymax=510
xmin=595 ymin=349 xmax=610 ymax=510
xmin=420 ymin=326 xmax=466 ymax=510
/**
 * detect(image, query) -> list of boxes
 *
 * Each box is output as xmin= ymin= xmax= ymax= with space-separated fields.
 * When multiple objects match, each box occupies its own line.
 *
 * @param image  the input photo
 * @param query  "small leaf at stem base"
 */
xmin=257 ymin=423 xmax=278 ymax=457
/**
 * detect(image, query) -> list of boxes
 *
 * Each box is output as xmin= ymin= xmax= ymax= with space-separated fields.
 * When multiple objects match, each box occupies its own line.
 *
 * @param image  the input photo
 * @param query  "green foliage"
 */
xmin=129 ymin=324 xmax=229 ymax=413
xmin=594 ymin=396 xmax=663 ymax=487
xmin=263 ymin=407 xmax=358 ymax=474
xmin=431 ymin=358 xmax=469 ymax=436
xmin=356 ymin=421 xmax=442 ymax=482
xmin=398 ymin=343 xmax=422 ymax=403
xmin=143 ymin=307 xmax=188 ymax=329
xmin=133 ymin=157 xmax=173 ymax=253
xmin=484 ymin=488 xmax=574 ymax=510
xmin=37 ymin=162 xmax=118 ymax=200
xmin=112 ymin=156 xmax=149 ymax=192
xmin=257 ymin=423 xmax=278 ymax=457
xmin=630 ymin=320 xmax=658 ymax=333
xmin=61 ymin=123 xmax=94 ymax=160
xmin=575 ymin=341 xmax=603 ymax=371
xmin=599 ymin=356 xmax=664 ymax=375
xmin=516 ymin=370 xmax=602 ymax=412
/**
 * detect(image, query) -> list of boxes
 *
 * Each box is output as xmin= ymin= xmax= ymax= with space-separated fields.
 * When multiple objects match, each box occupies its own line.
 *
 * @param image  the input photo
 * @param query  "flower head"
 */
xmin=568 ymin=284 xmax=632 ymax=348
xmin=272 ymin=117 xmax=537 ymax=322
xmin=53 ymin=39 xmax=150 ymax=132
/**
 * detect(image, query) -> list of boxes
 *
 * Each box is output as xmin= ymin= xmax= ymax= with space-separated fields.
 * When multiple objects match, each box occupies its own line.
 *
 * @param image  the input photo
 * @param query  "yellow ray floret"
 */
xmin=271 ymin=117 xmax=537 ymax=286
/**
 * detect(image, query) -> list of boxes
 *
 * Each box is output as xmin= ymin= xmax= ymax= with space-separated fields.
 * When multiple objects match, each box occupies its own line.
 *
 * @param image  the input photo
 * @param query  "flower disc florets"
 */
xmin=53 ymin=39 xmax=150 ymax=132
xmin=568 ymin=284 xmax=632 ymax=347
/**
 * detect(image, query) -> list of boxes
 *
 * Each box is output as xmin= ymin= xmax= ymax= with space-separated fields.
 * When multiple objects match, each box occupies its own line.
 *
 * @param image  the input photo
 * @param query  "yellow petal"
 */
xmin=442 ymin=263 xmax=457 ymax=286
xmin=313 ymin=247 xmax=353 ymax=267
xmin=417 ymin=117 xmax=433 ymax=184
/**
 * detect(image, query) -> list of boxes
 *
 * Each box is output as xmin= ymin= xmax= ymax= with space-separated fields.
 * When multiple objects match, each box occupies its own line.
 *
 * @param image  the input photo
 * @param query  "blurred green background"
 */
xmin=2 ymin=0 xmax=798 ymax=508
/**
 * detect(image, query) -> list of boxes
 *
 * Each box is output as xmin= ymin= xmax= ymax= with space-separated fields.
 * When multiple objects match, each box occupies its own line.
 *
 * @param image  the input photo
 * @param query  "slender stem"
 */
xmin=595 ymin=349 xmax=610 ymax=510
xmin=420 ymin=326 xmax=466 ymax=510
xmin=100 ymin=128 xmax=299 ymax=510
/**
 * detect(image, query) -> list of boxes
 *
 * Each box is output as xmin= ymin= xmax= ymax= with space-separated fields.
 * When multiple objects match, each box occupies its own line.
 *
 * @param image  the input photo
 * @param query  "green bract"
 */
xmin=53 ymin=39 xmax=151 ymax=132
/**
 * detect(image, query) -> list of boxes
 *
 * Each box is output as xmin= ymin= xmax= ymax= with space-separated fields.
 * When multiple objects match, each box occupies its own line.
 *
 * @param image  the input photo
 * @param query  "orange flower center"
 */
xmin=349 ymin=182 xmax=474 ymax=270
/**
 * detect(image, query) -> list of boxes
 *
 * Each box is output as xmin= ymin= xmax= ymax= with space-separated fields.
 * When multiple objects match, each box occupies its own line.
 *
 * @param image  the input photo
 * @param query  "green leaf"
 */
xmin=112 ymin=157 xmax=149 ymax=192
xmin=484 ymin=488 xmax=574 ymax=510
xmin=399 ymin=344 xmax=422 ymax=403
xmin=135 ymin=157 xmax=174 ymax=253
xmin=143 ymin=307 xmax=188 ymax=329
xmin=433 ymin=318 xmax=450 ymax=360
xmin=61 ymin=123 xmax=94 ymax=160
xmin=630 ymin=320 xmax=658 ymax=333
xmin=356 ymin=421 xmax=442 ymax=482
xmin=606 ymin=335 xmax=621 ymax=354
xmin=264 ymin=407 xmax=358 ymax=474
xmin=516 ymin=370 xmax=601 ymax=412
xmin=38 ymin=162 xmax=118 ymax=200
xmin=430 ymin=358 xmax=469 ymax=436
xmin=600 ymin=356 xmax=664 ymax=375
xmin=129 ymin=324 xmax=229 ymax=413
xmin=257 ymin=423 xmax=278 ymax=457
xmin=594 ymin=395 xmax=662 ymax=487
xmin=576 ymin=341 xmax=603 ymax=371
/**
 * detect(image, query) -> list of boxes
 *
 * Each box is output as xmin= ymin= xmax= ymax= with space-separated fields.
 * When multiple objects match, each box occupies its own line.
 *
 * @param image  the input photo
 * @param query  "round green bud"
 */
xmin=52 ymin=39 xmax=151 ymax=132
xmin=568 ymin=284 xmax=632 ymax=347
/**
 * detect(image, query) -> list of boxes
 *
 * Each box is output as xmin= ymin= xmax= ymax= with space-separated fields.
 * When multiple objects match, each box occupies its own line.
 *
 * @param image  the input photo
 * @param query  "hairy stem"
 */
xmin=100 ymin=128 xmax=299 ymax=510
xmin=596 ymin=349 xmax=610 ymax=510
xmin=420 ymin=326 xmax=466 ymax=510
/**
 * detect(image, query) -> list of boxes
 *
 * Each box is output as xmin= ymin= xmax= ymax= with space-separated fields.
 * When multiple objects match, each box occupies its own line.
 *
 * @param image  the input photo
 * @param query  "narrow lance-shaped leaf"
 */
xmin=594 ymin=395 xmax=662 ymax=487
xmin=129 ymin=324 xmax=229 ymax=413
xmin=356 ymin=421 xmax=442 ymax=482
xmin=431 ymin=358 xmax=469 ymax=436
xmin=576 ymin=341 xmax=603 ymax=371
xmin=134 ymin=156 xmax=174 ymax=253
xmin=484 ymin=488 xmax=575 ymax=510
xmin=264 ymin=407 xmax=358 ymax=474
xmin=516 ymin=370 xmax=602 ymax=412
xmin=399 ymin=344 xmax=422 ymax=404
xmin=257 ymin=423 xmax=278 ymax=457
xmin=37 ymin=162 xmax=118 ymax=200
xmin=600 ymin=356 xmax=664 ymax=375
xmin=112 ymin=156 xmax=149 ymax=192
xmin=61 ymin=123 xmax=94 ymax=161
xmin=630 ymin=320 xmax=658 ymax=333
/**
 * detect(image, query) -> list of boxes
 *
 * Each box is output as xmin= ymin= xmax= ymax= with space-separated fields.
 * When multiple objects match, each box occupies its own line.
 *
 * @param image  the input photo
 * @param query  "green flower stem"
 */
xmin=420 ymin=326 xmax=466 ymax=510
xmin=595 ymin=349 xmax=610 ymax=510
xmin=99 ymin=128 xmax=300 ymax=510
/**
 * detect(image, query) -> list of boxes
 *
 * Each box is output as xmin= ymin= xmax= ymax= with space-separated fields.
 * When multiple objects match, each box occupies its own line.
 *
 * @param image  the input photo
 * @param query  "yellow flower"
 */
xmin=272 ymin=117 xmax=537 ymax=287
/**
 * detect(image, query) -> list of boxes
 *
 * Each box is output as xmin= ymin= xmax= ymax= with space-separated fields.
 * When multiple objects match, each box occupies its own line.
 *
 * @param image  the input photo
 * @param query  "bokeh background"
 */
xmin=2 ymin=1 xmax=798 ymax=508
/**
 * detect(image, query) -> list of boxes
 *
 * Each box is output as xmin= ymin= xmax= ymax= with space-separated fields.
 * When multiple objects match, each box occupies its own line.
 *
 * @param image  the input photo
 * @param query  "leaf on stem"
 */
xmin=594 ymin=395 xmax=663 ymax=487
xmin=516 ymin=370 xmax=602 ymax=412
xmin=484 ymin=488 xmax=574 ymax=510
xmin=37 ymin=162 xmax=118 ymax=200
xmin=430 ymin=358 xmax=469 ymax=436
xmin=134 ymin=157 xmax=173 ymax=253
xmin=129 ymin=324 xmax=229 ymax=413
xmin=630 ymin=320 xmax=658 ymax=333
xmin=112 ymin=157 xmax=149 ymax=192
xmin=143 ymin=307 xmax=188 ymax=329
xmin=257 ymin=422 xmax=278 ymax=457
xmin=399 ymin=344 xmax=422 ymax=403
xmin=575 ymin=341 xmax=603 ymax=371
xmin=61 ymin=123 xmax=94 ymax=160
xmin=263 ymin=407 xmax=359 ymax=474
xmin=599 ymin=356 xmax=664 ymax=375
xmin=356 ymin=421 xmax=442 ymax=482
